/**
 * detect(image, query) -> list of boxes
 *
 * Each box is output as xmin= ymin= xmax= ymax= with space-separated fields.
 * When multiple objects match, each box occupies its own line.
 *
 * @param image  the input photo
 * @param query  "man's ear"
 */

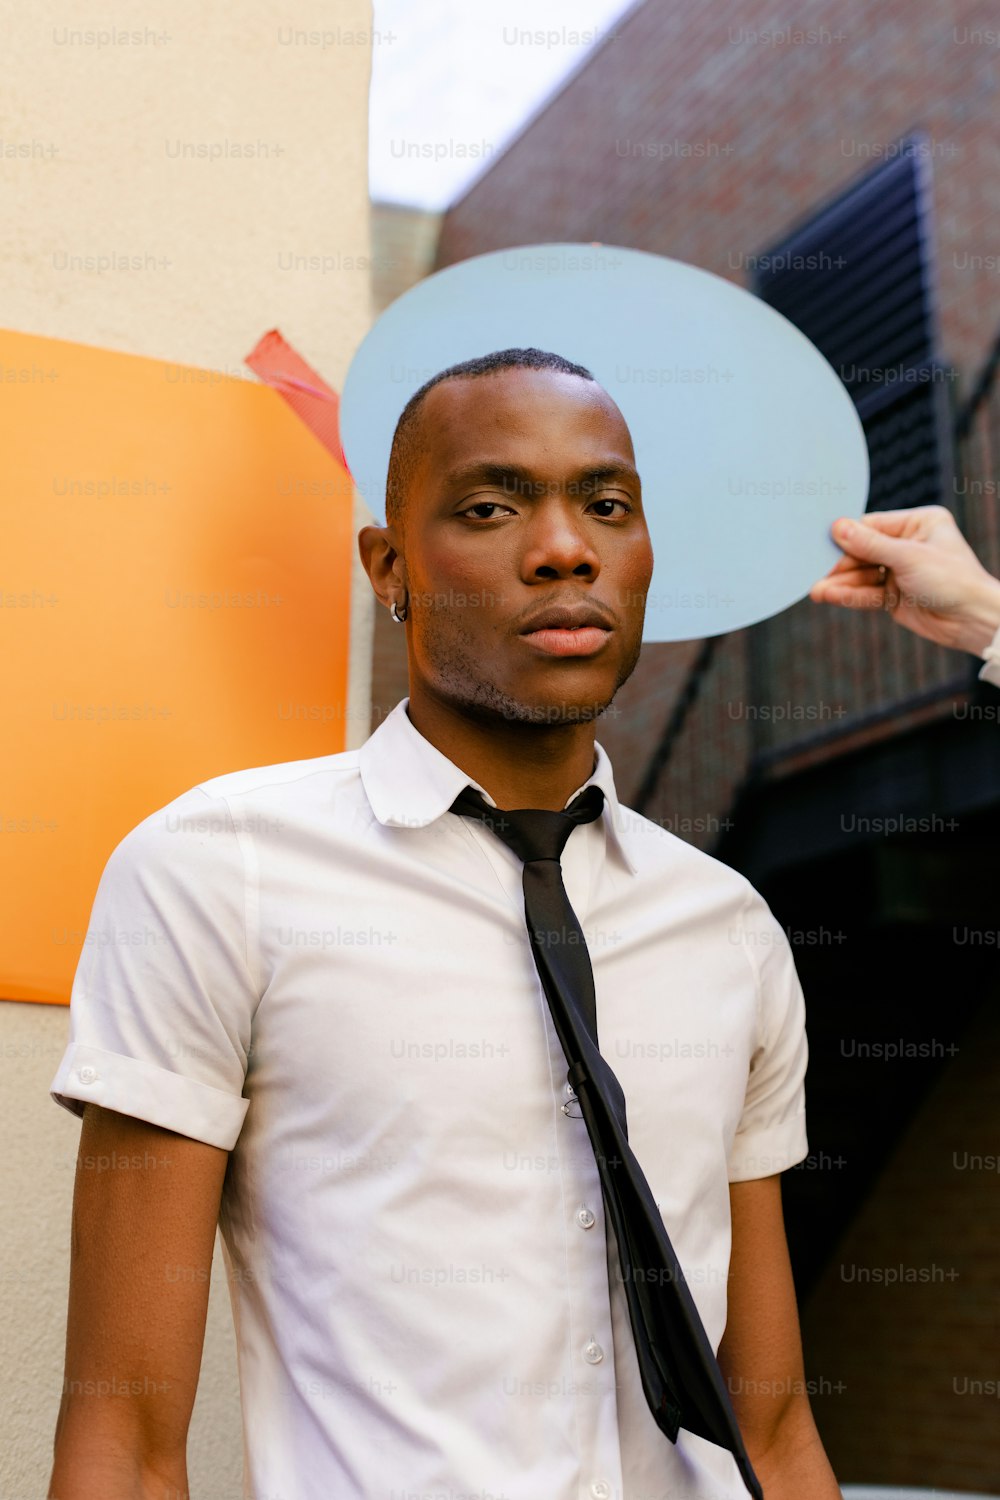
xmin=357 ymin=524 xmax=405 ymax=609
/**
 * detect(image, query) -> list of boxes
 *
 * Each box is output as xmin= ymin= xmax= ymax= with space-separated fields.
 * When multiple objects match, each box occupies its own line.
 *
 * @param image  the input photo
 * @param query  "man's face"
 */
xmin=392 ymin=365 xmax=654 ymax=726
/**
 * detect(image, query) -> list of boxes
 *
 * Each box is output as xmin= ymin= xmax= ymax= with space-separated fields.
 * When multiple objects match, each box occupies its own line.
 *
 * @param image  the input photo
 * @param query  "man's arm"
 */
xmin=49 ymin=1102 xmax=230 ymax=1500
xmin=717 ymin=1174 xmax=842 ymax=1499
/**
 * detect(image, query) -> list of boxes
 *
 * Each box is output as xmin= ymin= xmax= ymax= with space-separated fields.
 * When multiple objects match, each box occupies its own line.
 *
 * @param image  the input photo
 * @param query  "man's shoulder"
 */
xmin=618 ymin=799 xmax=742 ymax=872
xmin=617 ymin=799 xmax=763 ymax=905
xmin=194 ymin=745 xmax=362 ymax=807
xmin=618 ymin=805 xmax=794 ymax=985
xmin=112 ymin=747 xmax=363 ymax=863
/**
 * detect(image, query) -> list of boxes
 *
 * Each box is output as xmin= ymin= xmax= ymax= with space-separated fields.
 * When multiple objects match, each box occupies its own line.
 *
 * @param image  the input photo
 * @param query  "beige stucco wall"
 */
xmin=0 ymin=4 xmax=374 ymax=1494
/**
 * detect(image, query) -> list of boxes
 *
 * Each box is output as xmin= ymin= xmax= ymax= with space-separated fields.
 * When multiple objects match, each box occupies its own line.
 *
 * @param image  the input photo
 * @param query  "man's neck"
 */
xmin=405 ymin=690 xmax=598 ymax=812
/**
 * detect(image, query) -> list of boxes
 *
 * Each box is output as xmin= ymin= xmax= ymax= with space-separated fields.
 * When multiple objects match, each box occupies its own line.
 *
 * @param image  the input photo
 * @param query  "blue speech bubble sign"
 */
xmin=340 ymin=243 xmax=869 ymax=642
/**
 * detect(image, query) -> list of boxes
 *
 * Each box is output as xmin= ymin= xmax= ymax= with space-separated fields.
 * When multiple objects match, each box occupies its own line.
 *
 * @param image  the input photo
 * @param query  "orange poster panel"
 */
xmin=1 ymin=329 xmax=357 ymax=1005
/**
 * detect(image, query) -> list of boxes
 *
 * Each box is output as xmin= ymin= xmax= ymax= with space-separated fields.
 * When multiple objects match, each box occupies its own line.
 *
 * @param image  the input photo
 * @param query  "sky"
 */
xmin=369 ymin=0 xmax=635 ymax=211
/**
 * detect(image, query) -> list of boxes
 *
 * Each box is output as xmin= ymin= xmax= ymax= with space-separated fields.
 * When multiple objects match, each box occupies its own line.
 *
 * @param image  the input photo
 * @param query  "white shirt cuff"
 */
xmin=727 ymin=1111 xmax=809 ymax=1181
xmin=979 ymin=622 xmax=1000 ymax=688
xmin=50 ymin=1041 xmax=249 ymax=1150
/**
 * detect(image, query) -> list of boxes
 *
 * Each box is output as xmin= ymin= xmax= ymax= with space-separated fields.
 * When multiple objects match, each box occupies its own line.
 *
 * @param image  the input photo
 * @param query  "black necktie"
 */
xmin=449 ymin=782 xmax=763 ymax=1500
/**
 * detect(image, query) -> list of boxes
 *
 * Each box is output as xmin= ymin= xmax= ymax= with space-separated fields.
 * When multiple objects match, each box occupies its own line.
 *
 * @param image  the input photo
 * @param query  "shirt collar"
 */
xmin=358 ymin=696 xmax=639 ymax=876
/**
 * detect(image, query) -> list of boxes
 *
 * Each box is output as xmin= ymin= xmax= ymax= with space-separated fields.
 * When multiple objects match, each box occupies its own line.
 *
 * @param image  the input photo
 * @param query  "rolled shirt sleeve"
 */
xmin=727 ymin=891 xmax=809 ymax=1181
xmin=49 ymin=785 xmax=260 ymax=1149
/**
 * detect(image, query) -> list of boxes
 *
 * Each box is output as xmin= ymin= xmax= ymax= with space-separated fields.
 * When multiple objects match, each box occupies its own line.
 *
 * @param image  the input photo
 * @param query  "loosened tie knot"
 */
xmin=449 ymin=784 xmax=605 ymax=865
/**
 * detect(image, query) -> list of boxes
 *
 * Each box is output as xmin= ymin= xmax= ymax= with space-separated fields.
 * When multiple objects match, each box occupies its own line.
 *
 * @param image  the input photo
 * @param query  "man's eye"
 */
xmin=461 ymin=501 xmax=513 ymax=519
xmin=458 ymin=497 xmax=631 ymax=519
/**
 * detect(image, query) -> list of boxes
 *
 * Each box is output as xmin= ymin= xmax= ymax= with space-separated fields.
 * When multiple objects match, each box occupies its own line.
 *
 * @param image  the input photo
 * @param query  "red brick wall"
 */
xmin=437 ymin=0 xmax=999 ymax=376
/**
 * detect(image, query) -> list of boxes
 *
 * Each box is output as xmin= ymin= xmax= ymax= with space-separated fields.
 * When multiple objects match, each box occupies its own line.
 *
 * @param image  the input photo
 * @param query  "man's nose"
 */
xmin=521 ymin=498 xmax=603 ymax=579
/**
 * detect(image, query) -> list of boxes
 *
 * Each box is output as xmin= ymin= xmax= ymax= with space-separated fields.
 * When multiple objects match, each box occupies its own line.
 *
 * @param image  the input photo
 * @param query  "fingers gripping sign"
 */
xmin=810 ymin=504 xmax=1000 ymax=655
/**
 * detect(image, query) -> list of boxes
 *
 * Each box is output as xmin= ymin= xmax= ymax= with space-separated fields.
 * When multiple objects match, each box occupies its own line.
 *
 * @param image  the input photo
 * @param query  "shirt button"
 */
xmin=576 ymin=1206 xmax=596 ymax=1230
xmin=591 ymin=1483 xmax=612 ymax=1500
xmin=583 ymin=1339 xmax=604 ymax=1364
xmin=77 ymin=1066 xmax=98 ymax=1084
xmin=564 ymin=1081 xmax=575 ymax=1098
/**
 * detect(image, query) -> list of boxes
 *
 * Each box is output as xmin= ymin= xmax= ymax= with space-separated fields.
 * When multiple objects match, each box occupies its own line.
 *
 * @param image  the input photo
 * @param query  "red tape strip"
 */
xmin=245 ymin=329 xmax=348 ymax=472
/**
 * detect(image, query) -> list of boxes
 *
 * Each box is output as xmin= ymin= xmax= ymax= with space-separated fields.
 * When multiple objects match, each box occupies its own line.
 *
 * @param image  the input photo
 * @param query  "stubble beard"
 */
xmin=413 ymin=611 xmax=643 ymax=728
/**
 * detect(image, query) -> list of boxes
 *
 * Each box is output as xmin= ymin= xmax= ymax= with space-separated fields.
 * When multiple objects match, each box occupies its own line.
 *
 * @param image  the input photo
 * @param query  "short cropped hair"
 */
xmin=383 ymin=347 xmax=595 ymax=530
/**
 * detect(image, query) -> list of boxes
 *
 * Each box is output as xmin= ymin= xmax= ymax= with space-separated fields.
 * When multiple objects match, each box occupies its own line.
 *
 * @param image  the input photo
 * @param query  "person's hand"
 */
xmin=810 ymin=504 xmax=1000 ymax=656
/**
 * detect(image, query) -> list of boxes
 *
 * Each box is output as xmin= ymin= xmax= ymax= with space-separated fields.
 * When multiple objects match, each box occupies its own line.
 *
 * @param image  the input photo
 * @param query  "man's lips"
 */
xmin=519 ymin=625 xmax=612 ymax=657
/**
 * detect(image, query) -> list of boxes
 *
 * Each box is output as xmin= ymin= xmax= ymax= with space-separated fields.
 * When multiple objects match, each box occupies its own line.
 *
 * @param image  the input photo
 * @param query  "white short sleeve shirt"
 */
xmin=50 ymin=696 xmax=809 ymax=1500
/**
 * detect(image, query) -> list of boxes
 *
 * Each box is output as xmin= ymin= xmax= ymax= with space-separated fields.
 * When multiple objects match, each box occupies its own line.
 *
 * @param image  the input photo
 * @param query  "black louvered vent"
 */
xmin=751 ymin=134 xmax=953 ymax=512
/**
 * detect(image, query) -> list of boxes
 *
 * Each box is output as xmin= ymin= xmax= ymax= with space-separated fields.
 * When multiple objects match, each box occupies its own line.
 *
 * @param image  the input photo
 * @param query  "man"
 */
xmin=49 ymin=348 xmax=842 ymax=1498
